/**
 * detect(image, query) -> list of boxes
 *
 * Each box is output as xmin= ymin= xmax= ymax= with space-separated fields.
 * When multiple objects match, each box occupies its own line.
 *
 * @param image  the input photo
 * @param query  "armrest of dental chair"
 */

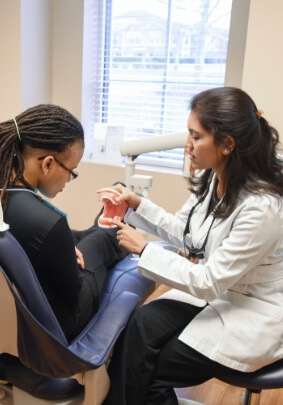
xmin=0 ymin=230 xmax=155 ymax=401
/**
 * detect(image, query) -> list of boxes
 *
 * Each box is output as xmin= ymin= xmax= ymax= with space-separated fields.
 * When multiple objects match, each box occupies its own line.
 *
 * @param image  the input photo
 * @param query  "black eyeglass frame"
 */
xmin=38 ymin=156 xmax=79 ymax=181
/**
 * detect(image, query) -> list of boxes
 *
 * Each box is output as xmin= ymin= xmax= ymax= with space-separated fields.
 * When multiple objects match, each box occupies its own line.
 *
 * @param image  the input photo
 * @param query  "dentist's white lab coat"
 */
xmin=125 ymin=177 xmax=283 ymax=372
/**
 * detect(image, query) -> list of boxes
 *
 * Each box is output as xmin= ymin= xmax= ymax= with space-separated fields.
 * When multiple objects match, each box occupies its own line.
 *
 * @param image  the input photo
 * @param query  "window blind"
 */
xmin=82 ymin=0 xmax=233 ymax=169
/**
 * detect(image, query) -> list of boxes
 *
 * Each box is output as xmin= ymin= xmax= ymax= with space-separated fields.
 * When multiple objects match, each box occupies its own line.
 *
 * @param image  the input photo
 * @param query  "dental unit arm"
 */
xmin=119 ymin=131 xmax=187 ymax=198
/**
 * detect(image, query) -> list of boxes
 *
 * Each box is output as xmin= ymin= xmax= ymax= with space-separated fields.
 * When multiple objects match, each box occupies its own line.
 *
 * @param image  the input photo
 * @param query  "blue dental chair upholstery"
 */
xmin=0 ymin=229 xmax=155 ymax=404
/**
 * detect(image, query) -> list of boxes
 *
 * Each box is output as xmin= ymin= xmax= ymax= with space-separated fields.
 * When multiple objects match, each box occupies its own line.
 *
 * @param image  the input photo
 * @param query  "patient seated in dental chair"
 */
xmin=0 ymin=104 xmax=131 ymax=342
xmin=0 ymin=207 xmax=155 ymax=403
xmin=0 ymin=104 xmax=155 ymax=404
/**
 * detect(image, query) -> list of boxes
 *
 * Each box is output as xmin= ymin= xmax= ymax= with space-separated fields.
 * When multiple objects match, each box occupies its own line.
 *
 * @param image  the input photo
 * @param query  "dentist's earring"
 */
xmin=44 ymin=170 xmax=49 ymax=176
xmin=223 ymin=149 xmax=229 ymax=155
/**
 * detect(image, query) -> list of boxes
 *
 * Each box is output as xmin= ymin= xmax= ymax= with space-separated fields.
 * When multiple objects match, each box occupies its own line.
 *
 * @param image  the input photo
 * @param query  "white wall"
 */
xmin=21 ymin=0 xmax=52 ymax=109
xmin=225 ymin=0 xmax=283 ymax=139
xmin=241 ymin=0 xmax=283 ymax=136
xmin=52 ymin=0 xmax=84 ymax=116
xmin=0 ymin=0 xmax=21 ymax=119
xmin=0 ymin=0 xmax=282 ymax=229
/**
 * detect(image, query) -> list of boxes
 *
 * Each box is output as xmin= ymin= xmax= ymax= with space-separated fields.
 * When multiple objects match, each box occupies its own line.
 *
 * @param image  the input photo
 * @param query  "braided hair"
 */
xmin=0 ymin=104 xmax=84 ymax=209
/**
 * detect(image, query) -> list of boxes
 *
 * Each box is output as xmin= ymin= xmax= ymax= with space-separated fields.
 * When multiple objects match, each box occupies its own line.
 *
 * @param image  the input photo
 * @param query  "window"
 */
xmin=82 ymin=0 xmax=233 ymax=170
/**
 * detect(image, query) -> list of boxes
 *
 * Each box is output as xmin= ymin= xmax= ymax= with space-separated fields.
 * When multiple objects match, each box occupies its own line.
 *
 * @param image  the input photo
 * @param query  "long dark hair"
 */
xmin=188 ymin=87 xmax=282 ymax=218
xmin=0 ymin=104 xmax=84 ymax=208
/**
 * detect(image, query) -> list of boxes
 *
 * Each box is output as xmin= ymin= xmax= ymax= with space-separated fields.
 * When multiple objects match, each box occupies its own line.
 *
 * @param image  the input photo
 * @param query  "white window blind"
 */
xmin=82 ymin=0 xmax=233 ymax=169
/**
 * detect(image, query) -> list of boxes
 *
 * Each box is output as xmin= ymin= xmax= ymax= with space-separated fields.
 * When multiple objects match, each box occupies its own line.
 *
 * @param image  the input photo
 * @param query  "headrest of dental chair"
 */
xmin=0 ymin=199 xmax=66 ymax=342
xmin=0 ymin=230 xmax=67 ymax=343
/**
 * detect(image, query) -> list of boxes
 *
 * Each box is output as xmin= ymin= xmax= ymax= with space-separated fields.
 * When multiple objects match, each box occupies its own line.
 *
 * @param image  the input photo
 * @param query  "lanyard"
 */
xmin=183 ymin=184 xmax=217 ymax=263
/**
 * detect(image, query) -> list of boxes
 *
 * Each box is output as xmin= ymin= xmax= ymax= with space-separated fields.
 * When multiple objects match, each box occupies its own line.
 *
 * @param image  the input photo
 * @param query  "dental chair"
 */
xmin=0 ymin=218 xmax=155 ymax=405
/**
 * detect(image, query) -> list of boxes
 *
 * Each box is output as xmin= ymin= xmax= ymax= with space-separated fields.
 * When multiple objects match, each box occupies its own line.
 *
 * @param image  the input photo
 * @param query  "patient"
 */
xmin=103 ymin=87 xmax=283 ymax=405
xmin=0 ymin=104 xmax=127 ymax=341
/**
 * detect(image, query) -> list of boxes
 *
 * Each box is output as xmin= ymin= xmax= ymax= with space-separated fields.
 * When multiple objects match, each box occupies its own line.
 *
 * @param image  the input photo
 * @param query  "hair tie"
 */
xmin=256 ymin=109 xmax=264 ymax=119
xmin=13 ymin=118 xmax=22 ymax=141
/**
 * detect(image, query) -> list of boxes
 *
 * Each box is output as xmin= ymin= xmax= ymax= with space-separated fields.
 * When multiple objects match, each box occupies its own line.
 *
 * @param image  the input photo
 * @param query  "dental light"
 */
xmin=120 ymin=132 xmax=187 ymax=198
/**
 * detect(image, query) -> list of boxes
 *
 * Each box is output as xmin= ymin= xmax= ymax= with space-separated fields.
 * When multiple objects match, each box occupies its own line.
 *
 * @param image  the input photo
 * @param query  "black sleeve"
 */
xmin=40 ymin=217 xmax=82 ymax=301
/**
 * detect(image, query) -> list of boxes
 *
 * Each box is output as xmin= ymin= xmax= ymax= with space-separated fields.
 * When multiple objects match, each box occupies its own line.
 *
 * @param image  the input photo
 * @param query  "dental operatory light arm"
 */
xmin=120 ymin=132 xmax=187 ymax=198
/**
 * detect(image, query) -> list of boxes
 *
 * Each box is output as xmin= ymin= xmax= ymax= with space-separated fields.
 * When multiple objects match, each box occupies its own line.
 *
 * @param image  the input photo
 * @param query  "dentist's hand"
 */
xmin=113 ymin=217 xmax=147 ymax=255
xmin=112 ymin=184 xmax=142 ymax=211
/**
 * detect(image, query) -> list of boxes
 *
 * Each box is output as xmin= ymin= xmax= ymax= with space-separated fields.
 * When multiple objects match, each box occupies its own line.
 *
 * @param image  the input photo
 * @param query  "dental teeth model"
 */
xmin=97 ymin=188 xmax=129 ymax=228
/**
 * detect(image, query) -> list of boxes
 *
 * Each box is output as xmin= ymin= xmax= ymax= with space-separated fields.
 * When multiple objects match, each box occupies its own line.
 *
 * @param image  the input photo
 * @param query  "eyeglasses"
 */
xmin=38 ymin=156 xmax=79 ymax=181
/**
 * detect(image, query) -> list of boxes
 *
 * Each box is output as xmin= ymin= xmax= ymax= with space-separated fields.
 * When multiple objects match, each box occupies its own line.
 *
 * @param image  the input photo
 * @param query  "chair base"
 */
xmin=0 ymin=384 xmax=84 ymax=405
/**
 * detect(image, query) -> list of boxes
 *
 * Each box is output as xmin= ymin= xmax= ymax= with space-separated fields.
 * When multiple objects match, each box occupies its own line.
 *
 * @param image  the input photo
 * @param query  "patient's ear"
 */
xmin=39 ymin=156 xmax=54 ymax=174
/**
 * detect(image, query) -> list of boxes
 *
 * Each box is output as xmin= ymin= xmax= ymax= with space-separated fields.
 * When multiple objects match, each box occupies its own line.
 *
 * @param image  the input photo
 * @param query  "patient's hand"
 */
xmin=112 ymin=217 xmax=147 ymax=255
xmin=75 ymin=247 xmax=85 ymax=269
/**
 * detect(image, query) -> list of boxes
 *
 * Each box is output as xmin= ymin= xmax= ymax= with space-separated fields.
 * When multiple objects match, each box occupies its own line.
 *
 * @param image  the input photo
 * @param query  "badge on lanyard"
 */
xmin=186 ymin=247 xmax=205 ymax=264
